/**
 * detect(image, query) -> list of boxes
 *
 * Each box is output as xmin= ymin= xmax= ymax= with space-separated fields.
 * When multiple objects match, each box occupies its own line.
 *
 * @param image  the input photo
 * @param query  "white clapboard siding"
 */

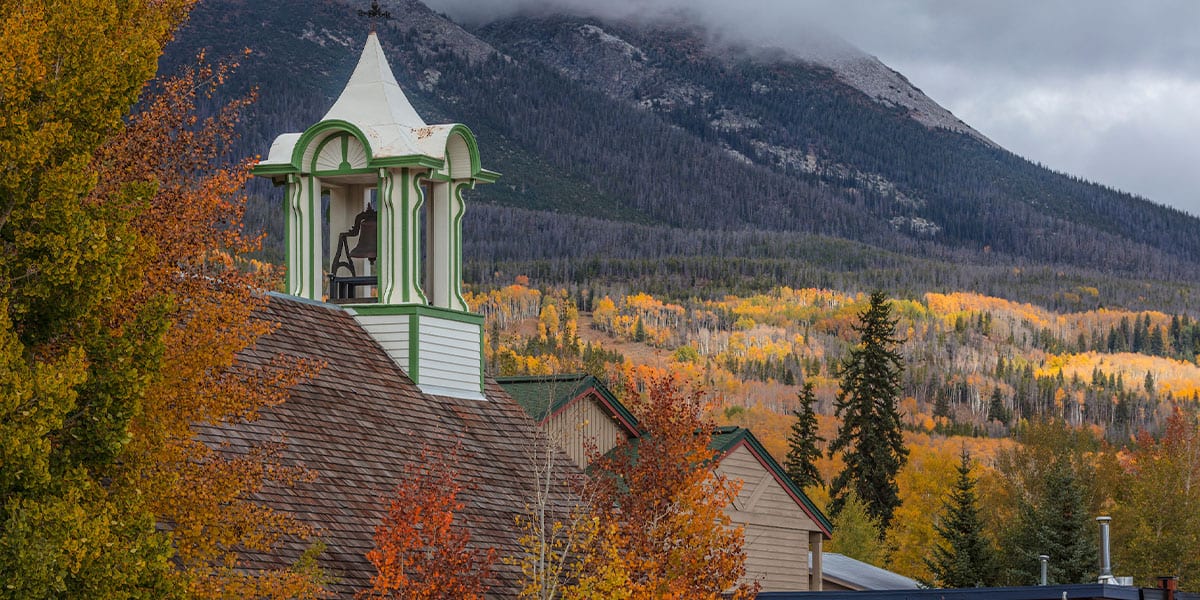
xmin=717 ymin=444 xmax=818 ymax=592
xmin=354 ymin=314 xmax=411 ymax=362
xmin=354 ymin=311 xmax=483 ymax=400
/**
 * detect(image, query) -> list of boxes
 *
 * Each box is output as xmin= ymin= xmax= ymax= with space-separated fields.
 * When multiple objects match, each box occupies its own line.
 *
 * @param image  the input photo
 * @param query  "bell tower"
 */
xmin=254 ymin=32 xmax=497 ymax=400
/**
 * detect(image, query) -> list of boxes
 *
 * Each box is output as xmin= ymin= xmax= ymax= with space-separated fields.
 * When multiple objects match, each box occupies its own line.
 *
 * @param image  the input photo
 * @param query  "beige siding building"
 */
xmin=498 ymin=375 xmax=834 ymax=593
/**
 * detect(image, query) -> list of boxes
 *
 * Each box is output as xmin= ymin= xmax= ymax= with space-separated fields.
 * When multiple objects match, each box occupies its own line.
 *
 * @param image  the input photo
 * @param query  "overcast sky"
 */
xmin=426 ymin=0 xmax=1200 ymax=216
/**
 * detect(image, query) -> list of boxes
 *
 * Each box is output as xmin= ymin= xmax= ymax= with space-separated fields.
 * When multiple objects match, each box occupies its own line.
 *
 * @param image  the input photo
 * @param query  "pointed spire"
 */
xmin=323 ymin=32 xmax=426 ymax=130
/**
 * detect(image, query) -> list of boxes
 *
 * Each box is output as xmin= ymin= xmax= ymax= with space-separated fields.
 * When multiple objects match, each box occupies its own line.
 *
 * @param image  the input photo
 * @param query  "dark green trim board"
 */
xmin=306 ymin=174 xmax=318 ymax=297
xmin=252 ymin=163 xmax=297 ymax=176
xmin=349 ymin=303 xmax=484 ymax=326
xmin=407 ymin=312 xmax=419 ymax=383
xmin=284 ymin=174 xmax=297 ymax=292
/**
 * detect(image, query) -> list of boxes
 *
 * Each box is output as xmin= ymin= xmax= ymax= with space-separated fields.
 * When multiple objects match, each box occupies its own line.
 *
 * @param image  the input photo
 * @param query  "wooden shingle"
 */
xmin=199 ymin=294 xmax=578 ymax=597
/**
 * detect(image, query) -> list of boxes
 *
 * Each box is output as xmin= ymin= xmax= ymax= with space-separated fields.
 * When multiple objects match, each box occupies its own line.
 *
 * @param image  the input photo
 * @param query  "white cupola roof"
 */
xmin=322 ymin=32 xmax=426 ymax=130
xmin=257 ymin=32 xmax=499 ymax=177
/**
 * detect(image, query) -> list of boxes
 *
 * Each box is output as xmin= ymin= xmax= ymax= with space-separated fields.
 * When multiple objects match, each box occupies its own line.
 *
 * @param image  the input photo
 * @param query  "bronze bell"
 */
xmin=348 ymin=207 xmax=378 ymax=263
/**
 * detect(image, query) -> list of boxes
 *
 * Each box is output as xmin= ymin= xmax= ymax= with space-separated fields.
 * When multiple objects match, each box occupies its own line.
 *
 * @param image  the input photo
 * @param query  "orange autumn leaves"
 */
xmin=95 ymin=54 xmax=325 ymax=597
xmin=359 ymin=447 xmax=496 ymax=600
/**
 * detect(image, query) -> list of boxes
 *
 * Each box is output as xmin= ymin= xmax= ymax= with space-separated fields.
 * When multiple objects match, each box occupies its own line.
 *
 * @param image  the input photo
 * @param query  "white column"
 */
xmin=286 ymin=174 xmax=322 ymax=300
xmin=428 ymin=182 xmax=452 ymax=308
xmin=377 ymin=167 xmax=426 ymax=305
xmin=448 ymin=182 xmax=470 ymax=311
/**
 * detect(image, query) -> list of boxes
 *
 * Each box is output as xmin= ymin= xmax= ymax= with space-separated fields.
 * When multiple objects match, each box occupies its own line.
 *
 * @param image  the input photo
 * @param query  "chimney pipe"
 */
xmin=1159 ymin=576 xmax=1178 ymax=600
xmin=1038 ymin=554 xmax=1050 ymax=586
xmin=1096 ymin=516 xmax=1113 ymax=583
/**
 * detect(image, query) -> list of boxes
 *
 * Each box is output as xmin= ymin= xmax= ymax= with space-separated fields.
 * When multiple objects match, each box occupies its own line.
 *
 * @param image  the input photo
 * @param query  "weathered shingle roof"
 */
xmin=199 ymin=293 xmax=576 ymax=598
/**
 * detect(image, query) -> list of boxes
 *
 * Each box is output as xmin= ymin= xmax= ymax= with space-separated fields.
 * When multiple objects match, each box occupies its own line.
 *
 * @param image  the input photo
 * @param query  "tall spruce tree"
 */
xmin=1004 ymin=458 xmax=1097 ymax=585
xmin=828 ymin=291 xmax=908 ymax=531
xmin=785 ymin=381 xmax=823 ymax=490
xmin=925 ymin=449 xmax=998 ymax=588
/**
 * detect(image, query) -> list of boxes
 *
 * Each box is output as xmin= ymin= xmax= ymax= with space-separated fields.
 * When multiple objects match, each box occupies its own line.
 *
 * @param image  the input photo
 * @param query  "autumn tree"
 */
xmin=785 ymin=381 xmax=823 ymax=490
xmin=512 ymin=388 xmax=631 ymax=600
xmin=587 ymin=377 xmax=754 ymax=598
xmin=360 ymin=446 xmax=496 ymax=600
xmin=925 ymin=449 xmax=998 ymax=588
xmin=824 ymin=489 xmax=884 ymax=566
xmin=1112 ymin=407 xmax=1200 ymax=585
xmin=92 ymin=54 xmax=327 ymax=598
xmin=0 ymin=1 xmax=194 ymax=596
xmin=829 ymin=291 xmax=908 ymax=531
xmin=1 ymin=1 xmax=327 ymax=594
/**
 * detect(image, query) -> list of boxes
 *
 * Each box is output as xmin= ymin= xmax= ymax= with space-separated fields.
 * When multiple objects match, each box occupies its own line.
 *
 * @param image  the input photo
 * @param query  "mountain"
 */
xmin=160 ymin=0 xmax=1200 ymax=311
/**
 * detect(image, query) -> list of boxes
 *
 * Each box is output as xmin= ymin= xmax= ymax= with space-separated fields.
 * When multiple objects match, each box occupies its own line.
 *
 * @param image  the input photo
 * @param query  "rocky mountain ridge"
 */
xmin=160 ymin=0 xmax=1200 ymax=311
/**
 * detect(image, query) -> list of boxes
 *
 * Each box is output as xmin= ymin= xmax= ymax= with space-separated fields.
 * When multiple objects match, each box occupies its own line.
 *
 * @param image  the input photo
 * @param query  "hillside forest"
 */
xmin=468 ymin=280 xmax=1200 ymax=587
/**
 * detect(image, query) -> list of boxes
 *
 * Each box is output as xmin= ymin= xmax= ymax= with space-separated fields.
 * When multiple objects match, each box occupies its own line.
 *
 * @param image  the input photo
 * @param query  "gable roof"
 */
xmin=499 ymin=374 xmax=832 ymax=538
xmin=819 ymin=552 xmax=920 ymax=590
xmin=497 ymin=373 xmax=640 ymax=437
xmin=710 ymin=425 xmax=834 ymax=538
xmin=200 ymin=294 xmax=575 ymax=598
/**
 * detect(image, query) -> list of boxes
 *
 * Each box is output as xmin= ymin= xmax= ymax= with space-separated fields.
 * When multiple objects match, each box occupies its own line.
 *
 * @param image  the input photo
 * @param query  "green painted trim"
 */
xmin=310 ymin=133 xmax=375 ymax=175
xmin=451 ymin=182 xmax=470 ymax=309
xmin=314 ymin=166 xmax=376 ymax=177
xmin=339 ymin=134 xmax=351 ymax=170
xmin=291 ymin=120 xmax=374 ymax=170
xmin=253 ymin=163 xmax=298 ymax=176
xmin=379 ymin=169 xmax=395 ymax=302
xmin=410 ymin=172 xmax=428 ymax=305
xmin=474 ymin=169 xmax=501 ymax=183
xmin=350 ymin=303 xmax=484 ymax=325
xmin=444 ymin=124 xmax=481 ymax=175
xmin=408 ymin=312 xmax=420 ymax=383
xmin=284 ymin=175 xmax=298 ymax=293
xmin=400 ymin=169 xmax=411 ymax=303
xmin=374 ymin=155 xmax=443 ymax=169
xmin=307 ymin=175 xmax=320 ymax=300
xmin=711 ymin=426 xmax=835 ymax=537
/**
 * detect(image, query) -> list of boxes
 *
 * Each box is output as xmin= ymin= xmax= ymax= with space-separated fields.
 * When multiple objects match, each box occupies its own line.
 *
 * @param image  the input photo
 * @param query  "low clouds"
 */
xmin=424 ymin=0 xmax=1200 ymax=215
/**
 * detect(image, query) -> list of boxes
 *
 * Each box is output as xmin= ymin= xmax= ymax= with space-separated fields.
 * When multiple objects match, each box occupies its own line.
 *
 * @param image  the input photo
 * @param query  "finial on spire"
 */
xmin=357 ymin=0 xmax=392 ymax=33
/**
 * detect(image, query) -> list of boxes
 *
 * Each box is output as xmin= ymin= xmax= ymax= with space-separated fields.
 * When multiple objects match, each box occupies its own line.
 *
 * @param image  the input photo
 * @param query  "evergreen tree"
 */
xmin=1004 ymin=458 xmax=1097 ymax=585
xmin=988 ymin=386 xmax=1011 ymax=426
xmin=925 ymin=450 xmax=998 ymax=588
xmin=828 ymin=291 xmax=908 ymax=531
xmin=784 ymin=382 xmax=823 ymax=490
xmin=633 ymin=315 xmax=647 ymax=342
